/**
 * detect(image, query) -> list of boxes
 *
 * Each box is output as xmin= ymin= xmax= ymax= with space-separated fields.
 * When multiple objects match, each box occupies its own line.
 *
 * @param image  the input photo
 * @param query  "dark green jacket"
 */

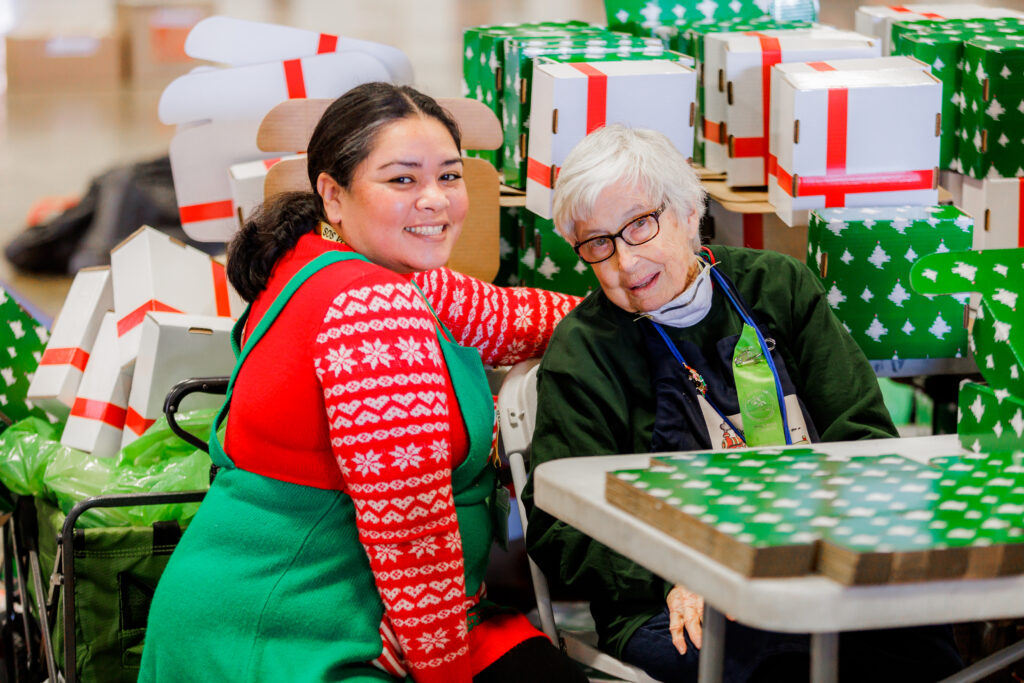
xmin=522 ymin=245 xmax=897 ymax=658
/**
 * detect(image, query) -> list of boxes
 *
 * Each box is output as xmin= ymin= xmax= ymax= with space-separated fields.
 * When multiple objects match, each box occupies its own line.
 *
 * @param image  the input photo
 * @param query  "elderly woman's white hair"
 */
xmin=552 ymin=124 xmax=707 ymax=251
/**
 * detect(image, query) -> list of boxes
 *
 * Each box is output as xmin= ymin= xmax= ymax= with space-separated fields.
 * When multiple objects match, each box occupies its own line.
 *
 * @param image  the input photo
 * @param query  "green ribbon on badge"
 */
xmin=732 ymin=323 xmax=786 ymax=447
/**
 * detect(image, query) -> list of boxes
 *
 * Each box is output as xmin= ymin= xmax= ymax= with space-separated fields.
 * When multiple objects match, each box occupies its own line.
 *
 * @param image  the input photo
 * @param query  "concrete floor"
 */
xmin=0 ymin=0 xmax=1016 ymax=320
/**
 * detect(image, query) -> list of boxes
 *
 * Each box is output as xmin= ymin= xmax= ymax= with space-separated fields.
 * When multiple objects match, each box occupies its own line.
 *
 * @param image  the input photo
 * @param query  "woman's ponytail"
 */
xmin=226 ymin=191 xmax=322 ymax=302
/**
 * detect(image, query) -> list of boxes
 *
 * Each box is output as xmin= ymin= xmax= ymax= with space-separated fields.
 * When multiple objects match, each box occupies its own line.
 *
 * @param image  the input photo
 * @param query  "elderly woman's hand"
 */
xmin=666 ymin=584 xmax=704 ymax=654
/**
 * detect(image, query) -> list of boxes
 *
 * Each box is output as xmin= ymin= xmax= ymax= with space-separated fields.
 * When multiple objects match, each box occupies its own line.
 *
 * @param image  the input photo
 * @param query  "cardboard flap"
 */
xmin=257 ymin=97 xmax=502 ymax=152
xmin=158 ymin=51 xmax=390 ymax=124
xmin=263 ymin=157 xmax=310 ymax=197
xmin=184 ymin=15 xmax=413 ymax=84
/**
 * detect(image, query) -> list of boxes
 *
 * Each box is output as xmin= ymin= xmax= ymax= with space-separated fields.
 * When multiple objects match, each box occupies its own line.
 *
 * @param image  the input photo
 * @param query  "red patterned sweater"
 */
xmin=224 ymin=234 xmax=579 ymax=682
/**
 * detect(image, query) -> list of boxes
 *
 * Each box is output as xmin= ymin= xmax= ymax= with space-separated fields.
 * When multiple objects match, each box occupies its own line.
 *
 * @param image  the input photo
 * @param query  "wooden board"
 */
xmin=257 ymin=97 xmax=502 ymax=153
xmin=606 ymin=448 xmax=1024 ymax=585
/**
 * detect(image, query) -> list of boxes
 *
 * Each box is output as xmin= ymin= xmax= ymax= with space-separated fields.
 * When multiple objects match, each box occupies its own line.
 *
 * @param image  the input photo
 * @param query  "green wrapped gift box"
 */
xmin=0 ymin=287 xmax=59 ymax=426
xmin=501 ymin=36 xmax=691 ymax=188
xmin=958 ymin=381 xmax=1024 ymax=453
xmin=519 ymin=212 xmax=599 ymax=297
xmin=960 ymin=33 xmax=1024 ymax=180
xmin=463 ymin=21 xmax=606 ymax=168
xmin=807 ymin=206 xmax=973 ymax=362
xmin=495 ymin=206 xmax=522 ymax=287
xmin=604 ymin=0 xmax=815 ymax=38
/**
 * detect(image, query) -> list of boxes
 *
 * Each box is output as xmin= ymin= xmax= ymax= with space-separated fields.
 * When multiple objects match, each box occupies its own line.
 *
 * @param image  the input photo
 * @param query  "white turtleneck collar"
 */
xmin=644 ymin=258 xmax=714 ymax=328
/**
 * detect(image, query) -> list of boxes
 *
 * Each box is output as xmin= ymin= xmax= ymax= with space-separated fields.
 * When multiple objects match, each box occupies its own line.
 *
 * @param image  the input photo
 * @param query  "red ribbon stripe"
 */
xmin=570 ymin=63 xmax=608 ymax=134
xmin=527 ymin=158 xmax=558 ymax=189
xmin=284 ymin=59 xmax=306 ymax=99
xmin=117 ymin=300 xmax=184 ymax=337
xmin=211 ymin=261 xmax=231 ymax=317
xmin=125 ymin=407 xmax=156 ymax=436
xmin=317 ymin=33 xmax=338 ymax=53
xmin=40 ymin=347 xmax=90 ymax=372
xmin=703 ymin=118 xmax=724 ymax=144
xmin=262 ymin=157 xmax=282 ymax=170
xmin=71 ymin=398 xmax=127 ymax=430
xmin=729 ymin=34 xmax=781 ymax=185
xmin=179 ymin=199 xmax=234 ymax=225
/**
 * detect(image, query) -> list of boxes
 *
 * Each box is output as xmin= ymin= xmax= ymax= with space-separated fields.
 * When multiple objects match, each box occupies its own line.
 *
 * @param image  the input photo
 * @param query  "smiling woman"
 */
xmin=138 ymin=83 xmax=588 ymax=683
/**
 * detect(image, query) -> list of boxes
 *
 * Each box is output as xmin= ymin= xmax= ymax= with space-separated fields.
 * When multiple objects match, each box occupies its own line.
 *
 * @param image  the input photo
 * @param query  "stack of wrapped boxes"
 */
xmin=465 ymin=19 xmax=698 ymax=295
xmin=26 ymin=227 xmax=244 ymax=457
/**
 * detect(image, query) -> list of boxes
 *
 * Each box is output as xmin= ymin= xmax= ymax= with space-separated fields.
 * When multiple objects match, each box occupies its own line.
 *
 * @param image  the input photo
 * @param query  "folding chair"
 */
xmin=497 ymin=359 xmax=661 ymax=683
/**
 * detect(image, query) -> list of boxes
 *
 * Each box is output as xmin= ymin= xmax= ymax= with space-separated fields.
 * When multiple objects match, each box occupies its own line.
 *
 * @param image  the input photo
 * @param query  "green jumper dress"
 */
xmin=139 ymin=252 xmax=503 ymax=682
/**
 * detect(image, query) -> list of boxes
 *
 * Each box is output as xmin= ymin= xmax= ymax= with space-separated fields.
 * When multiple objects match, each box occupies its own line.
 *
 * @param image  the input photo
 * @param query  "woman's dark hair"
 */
xmin=227 ymin=82 xmax=462 ymax=301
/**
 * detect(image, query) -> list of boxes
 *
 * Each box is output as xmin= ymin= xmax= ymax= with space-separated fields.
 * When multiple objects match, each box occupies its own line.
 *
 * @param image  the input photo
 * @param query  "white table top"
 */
xmin=533 ymin=434 xmax=1024 ymax=633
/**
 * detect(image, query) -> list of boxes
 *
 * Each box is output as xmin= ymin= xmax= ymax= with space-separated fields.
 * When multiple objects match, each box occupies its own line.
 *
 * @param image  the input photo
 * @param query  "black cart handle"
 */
xmin=162 ymin=377 xmax=229 ymax=454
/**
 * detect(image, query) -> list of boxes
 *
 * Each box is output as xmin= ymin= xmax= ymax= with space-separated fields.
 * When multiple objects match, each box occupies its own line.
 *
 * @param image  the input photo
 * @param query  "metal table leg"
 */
xmin=698 ymin=605 xmax=727 ymax=683
xmin=811 ymin=632 xmax=839 ymax=683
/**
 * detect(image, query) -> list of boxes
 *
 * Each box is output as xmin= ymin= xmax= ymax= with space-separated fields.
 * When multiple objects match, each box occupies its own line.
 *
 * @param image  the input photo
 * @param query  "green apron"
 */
xmin=139 ymin=252 xmax=503 ymax=682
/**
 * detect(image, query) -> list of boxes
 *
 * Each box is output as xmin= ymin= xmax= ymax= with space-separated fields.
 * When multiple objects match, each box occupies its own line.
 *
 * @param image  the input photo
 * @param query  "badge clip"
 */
xmin=734 ymin=337 xmax=775 ymax=367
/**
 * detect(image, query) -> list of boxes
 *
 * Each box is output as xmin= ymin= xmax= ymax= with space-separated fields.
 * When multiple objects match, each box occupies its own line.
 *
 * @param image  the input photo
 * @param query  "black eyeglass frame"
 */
xmin=572 ymin=205 xmax=666 ymax=264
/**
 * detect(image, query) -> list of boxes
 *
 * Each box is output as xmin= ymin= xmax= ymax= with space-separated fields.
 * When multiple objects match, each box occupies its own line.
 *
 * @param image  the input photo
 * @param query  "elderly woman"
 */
xmin=522 ymin=125 xmax=962 ymax=682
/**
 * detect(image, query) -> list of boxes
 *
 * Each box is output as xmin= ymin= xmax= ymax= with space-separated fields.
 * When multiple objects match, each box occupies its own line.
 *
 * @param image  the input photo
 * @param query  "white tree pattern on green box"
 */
xmin=957 ymin=381 xmax=1024 ymax=453
xmin=960 ymin=34 xmax=1024 ymax=180
xmin=0 ymin=288 xmax=57 ymax=426
xmin=807 ymin=206 xmax=972 ymax=362
xmin=603 ymin=0 xmax=815 ymax=36
xmin=911 ymin=248 xmax=1024 ymax=398
xmin=522 ymin=213 xmax=598 ymax=297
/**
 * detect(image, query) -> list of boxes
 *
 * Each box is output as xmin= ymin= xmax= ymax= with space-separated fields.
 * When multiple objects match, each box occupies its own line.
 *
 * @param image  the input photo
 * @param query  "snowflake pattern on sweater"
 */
xmin=312 ymin=265 xmax=578 ymax=681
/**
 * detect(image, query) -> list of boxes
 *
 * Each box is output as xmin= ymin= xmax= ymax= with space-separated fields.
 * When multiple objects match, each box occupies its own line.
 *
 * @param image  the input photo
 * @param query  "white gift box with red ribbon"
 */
xmin=707 ymin=200 xmax=808 ymax=262
xmin=768 ymin=56 xmax=928 ymax=204
xmin=228 ymin=154 xmax=305 ymax=224
xmin=184 ymin=15 xmax=413 ymax=84
xmin=27 ymin=267 xmax=112 ymax=419
xmin=525 ymin=59 xmax=696 ymax=220
xmin=121 ymin=312 xmax=235 ymax=448
xmin=60 ymin=312 xmax=131 ymax=458
xmin=169 ymin=119 xmax=277 ymax=242
xmin=771 ymin=68 xmax=941 ymax=227
xmin=703 ymin=28 xmax=854 ymax=174
xmin=960 ymin=176 xmax=1024 ymax=250
xmin=158 ymin=51 xmax=390 ymax=125
xmin=724 ymin=33 xmax=882 ymax=188
xmin=854 ymin=4 xmax=1024 ymax=54
xmin=110 ymin=226 xmax=243 ymax=371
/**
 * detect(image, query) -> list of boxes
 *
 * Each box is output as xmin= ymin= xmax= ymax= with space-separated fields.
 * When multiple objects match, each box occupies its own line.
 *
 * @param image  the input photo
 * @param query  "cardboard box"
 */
xmin=960 ymin=176 xmax=1024 ymax=249
xmin=5 ymin=33 xmax=119 ymax=92
xmin=959 ymin=34 xmax=1024 ymax=180
xmin=807 ymin=205 xmax=973 ymax=362
xmin=772 ymin=67 xmax=941 ymax=227
xmin=61 ymin=312 xmax=131 ymax=457
xmin=183 ymin=15 xmax=413 ymax=84
xmin=703 ymin=27 xmax=842 ymax=173
xmin=522 ymin=212 xmax=599 ymax=297
xmin=525 ymin=59 xmax=697 ymax=219
xmin=0 ymin=288 xmax=56 ymax=426
xmin=723 ymin=32 xmax=881 ymax=188
xmin=117 ymin=0 xmax=212 ymax=84
xmin=707 ymin=200 xmax=807 ymax=261
xmin=768 ymin=56 xmax=929 ymax=207
xmin=676 ymin=17 xmax=816 ymax=167
xmin=958 ymin=381 xmax=1024 ymax=453
xmin=158 ymin=51 xmax=390 ymax=125
xmin=854 ymin=4 xmax=1024 ymax=54
xmin=110 ymin=226 xmax=243 ymax=370
xmin=27 ymin=267 xmax=112 ymax=419
xmin=122 ymin=312 xmax=234 ymax=447
xmin=228 ymin=154 xmax=304 ymax=225
xmin=168 ymin=120 xmax=279 ymax=242
xmin=500 ymin=34 xmax=677 ymax=189
xmin=605 ymin=0 xmax=773 ymax=35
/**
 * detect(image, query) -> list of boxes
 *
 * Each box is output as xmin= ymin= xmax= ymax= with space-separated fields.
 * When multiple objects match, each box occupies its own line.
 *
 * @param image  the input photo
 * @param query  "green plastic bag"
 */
xmin=43 ymin=410 xmax=217 ymax=528
xmin=0 ymin=417 xmax=63 ymax=499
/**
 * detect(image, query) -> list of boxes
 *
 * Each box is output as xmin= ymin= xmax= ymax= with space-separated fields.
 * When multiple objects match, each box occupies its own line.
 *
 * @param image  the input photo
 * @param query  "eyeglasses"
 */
xmin=573 ymin=205 xmax=665 ymax=264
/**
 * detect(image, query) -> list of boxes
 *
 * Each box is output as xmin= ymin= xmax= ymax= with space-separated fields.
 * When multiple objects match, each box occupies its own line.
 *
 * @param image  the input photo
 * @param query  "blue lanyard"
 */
xmin=652 ymin=262 xmax=792 ymax=446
